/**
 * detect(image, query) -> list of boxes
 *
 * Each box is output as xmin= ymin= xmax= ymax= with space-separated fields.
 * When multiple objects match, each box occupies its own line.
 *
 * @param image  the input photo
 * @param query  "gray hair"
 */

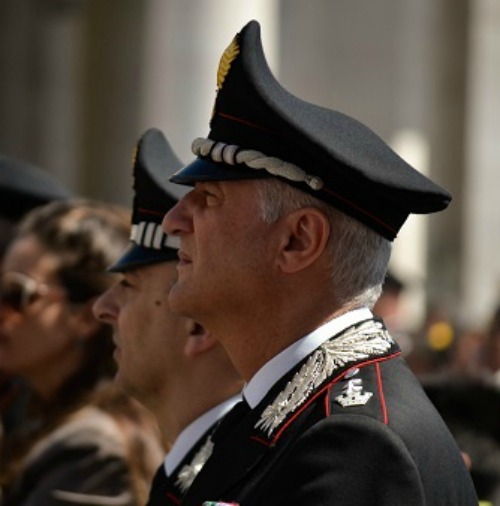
xmin=256 ymin=178 xmax=392 ymax=309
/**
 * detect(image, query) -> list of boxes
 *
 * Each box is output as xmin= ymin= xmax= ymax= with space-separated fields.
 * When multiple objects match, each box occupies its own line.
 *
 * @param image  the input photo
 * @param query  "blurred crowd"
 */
xmin=0 ymin=155 xmax=165 ymax=505
xmin=374 ymin=271 xmax=500 ymax=504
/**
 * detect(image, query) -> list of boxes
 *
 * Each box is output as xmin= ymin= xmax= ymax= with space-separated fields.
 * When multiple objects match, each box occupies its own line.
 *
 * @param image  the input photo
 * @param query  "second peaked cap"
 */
xmin=109 ymin=128 xmax=187 ymax=272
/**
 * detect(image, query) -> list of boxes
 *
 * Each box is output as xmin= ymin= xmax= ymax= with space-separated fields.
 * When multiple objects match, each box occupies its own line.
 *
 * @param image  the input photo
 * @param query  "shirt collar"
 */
xmin=165 ymin=393 xmax=241 ymax=476
xmin=243 ymin=307 xmax=373 ymax=408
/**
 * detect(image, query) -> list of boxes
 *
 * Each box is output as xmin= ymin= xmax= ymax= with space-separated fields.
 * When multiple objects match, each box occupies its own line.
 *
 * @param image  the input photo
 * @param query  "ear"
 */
xmin=183 ymin=321 xmax=218 ymax=358
xmin=68 ymin=298 xmax=102 ymax=341
xmin=276 ymin=208 xmax=330 ymax=274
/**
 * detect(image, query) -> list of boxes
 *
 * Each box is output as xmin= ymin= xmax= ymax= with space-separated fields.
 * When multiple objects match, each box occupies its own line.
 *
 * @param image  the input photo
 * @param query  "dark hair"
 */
xmin=1 ymin=201 xmax=165 ymax=504
xmin=423 ymin=379 xmax=500 ymax=502
xmin=1 ymin=199 xmax=132 ymax=491
xmin=17 ymin=198 xmax=130 ymax=301
xmin=15 ymin=199 xmax=130 ymax=404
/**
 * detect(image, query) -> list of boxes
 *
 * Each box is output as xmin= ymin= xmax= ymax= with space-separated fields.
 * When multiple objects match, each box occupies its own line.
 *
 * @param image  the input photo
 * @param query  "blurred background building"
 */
xmin=0 ymin=0 xmax=499 ymax=337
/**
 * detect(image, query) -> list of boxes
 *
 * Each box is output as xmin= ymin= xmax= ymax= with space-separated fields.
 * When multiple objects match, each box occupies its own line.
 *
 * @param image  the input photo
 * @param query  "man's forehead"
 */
xmin=122 ymin=262 xmax=177 ymax=286
xmin=122 ymin=268 xmax=140 ymax=279
xmin=195 ymin=178 xmax=260 ymax=194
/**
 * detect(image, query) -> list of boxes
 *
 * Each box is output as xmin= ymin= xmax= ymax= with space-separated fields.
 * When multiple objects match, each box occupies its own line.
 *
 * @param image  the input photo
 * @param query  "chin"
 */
xmin=114 ymin=372 xmax=143 ymax=402
xmin=167 ymin=283 xmax=197 ymax=316
xmin=113 ymin=371 xmax=129 ymax=394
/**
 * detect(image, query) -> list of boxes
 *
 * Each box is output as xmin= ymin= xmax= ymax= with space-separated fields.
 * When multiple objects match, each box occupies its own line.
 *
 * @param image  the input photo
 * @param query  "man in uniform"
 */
xmin=162 ymin=21 xmax=478 ymax=506
xmin=93 ymin=129 xmax=243 ymax=505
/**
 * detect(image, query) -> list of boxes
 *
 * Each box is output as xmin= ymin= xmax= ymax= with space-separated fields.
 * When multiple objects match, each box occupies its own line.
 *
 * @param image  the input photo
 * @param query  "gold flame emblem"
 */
xmin=131 ymin=144 xmax=139 ymax=167
xmin=216 ymin=36 xmax=240 ymax=91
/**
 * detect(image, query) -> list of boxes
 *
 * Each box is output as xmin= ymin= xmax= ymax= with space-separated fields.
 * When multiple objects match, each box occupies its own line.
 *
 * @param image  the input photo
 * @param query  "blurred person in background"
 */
xmin=0 ymin=199 xmax=163 ymax=506
xmin=0 ymin=153 xmax=72 ymax=259
xmin=0 ymin=154 xmax=73 ymax=444
xmin=373 ymin=271 xmax=413 ymax=356
xmin=482 ymin=304 xmax=500 ymax=387
xmin=423 ymin=378 xmax=500 ymax=505
xmin=417 ymin=305 xmax=500 ymax=504
xmin=93 ymin=129 xmax=243 ymax=505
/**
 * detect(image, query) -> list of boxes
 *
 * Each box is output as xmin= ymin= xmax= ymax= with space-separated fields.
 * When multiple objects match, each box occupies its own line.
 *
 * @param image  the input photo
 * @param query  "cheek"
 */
xmin=0 ymin=311 xmax=70 ymax=373
xmin=35 ymin=304 xmax=74 ymax=340
xmin=0 ymin=313 xmax=43 ymax=360
xmin=118 ymin=299 xmax=158 ymax=351
xmin=219 ymin=227 xmax=268 ymax=274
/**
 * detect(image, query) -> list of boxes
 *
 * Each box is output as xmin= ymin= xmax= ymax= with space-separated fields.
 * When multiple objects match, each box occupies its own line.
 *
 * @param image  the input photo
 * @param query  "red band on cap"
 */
xmin=321 ymin=186 xmax=397 ymax=237
xmin=218 ymin=112 xmax=279 ymax=137
xmin=137 ymin=207 xmax=165 ymax=217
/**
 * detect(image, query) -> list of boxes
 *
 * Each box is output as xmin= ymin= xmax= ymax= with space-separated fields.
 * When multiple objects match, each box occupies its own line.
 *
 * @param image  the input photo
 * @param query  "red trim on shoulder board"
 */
xmin=166 ymin=492 xmax=181 ymax=505
xmin=271 ymin=351 xmax=401 ymax=443
xmin=375 ymin=361 xmax=389 ymax=425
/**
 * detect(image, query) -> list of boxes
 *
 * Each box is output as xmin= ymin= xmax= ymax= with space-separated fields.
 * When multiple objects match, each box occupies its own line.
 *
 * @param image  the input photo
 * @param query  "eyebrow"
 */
xmin=123 ymin=269 xmax=140 ymax=280
xmin=198 ymin=181 xmax=222 ymax=191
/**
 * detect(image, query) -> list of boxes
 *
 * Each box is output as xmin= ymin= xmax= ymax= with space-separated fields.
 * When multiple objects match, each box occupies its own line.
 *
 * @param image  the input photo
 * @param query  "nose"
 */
xmin=92 ymin=287 xmax=118 ymax=325
xmin=162 ymin=193 xmax=194 ymax=236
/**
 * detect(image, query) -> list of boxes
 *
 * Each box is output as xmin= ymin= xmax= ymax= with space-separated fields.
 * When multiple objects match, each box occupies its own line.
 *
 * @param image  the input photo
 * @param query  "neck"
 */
xmin=142 ymin=359 xmax=243 ymax=446
xmin=25 ymin=348 xmax=85 ymax=402
xmin=205 ymin=289 xmax=347 ymax=382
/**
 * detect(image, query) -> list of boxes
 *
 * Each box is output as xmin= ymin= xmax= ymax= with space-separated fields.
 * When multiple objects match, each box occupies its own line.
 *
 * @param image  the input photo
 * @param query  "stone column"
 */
xmin=138 ymin=0 xmax=280 ymax=163
xmin=0 ymin=1 xmax=37 ymax=159
xmin=79 ymin=0 xmax=149 ymax=204
xmin=0 ymin=0 xmax=83 ymax=191
xmin=425 ymin=0 xmax=468 ymax=319
xmin=32 ymin=1 xmax=84 ymax=191
xmin=461 ymin=0 xmax=500 ymax=328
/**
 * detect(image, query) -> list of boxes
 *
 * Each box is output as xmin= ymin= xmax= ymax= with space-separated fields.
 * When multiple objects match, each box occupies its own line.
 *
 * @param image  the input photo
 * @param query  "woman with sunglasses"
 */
xmin=0 ymin=199 xmax=163 ymax=506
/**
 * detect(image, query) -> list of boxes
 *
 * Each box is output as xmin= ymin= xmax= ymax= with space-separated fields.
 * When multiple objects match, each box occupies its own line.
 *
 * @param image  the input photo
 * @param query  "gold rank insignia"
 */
xmin=216 ymin=36 xmax=240 ymax=91
xmin=131 ymin=144 xmax=139 ymax=168
xmin=211 ymin=35 xmax=240 ymax=120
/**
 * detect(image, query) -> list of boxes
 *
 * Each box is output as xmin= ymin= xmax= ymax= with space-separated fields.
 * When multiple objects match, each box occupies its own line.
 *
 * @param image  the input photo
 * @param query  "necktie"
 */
xmin=145 ymin=464 xmax=169 ymax=505
xmin=211 ymin=400 xmax=251 ymax=445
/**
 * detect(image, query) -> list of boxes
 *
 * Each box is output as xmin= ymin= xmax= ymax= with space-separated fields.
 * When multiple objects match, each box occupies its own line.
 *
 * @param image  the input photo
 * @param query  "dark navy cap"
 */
xmin=0 ymin=154 xmax=73 ymax=220
xmin=171 ymin=20 xmax=452 ymax=241
xmin=108 ymin=128 xmax=187 ymax=272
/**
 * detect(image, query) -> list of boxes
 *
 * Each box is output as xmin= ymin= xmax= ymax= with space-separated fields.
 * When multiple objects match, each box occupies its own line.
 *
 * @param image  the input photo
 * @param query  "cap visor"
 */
xmin=170 ymin=157 xmax=269 ymax=185
xmin=108 ymin=243 xmax=178 ymax=273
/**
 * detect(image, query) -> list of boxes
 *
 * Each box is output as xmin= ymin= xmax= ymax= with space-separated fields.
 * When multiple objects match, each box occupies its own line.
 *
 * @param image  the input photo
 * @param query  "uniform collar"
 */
xmin=243 ymin=308 xmax=373 ymax=408
xmin=165 ymin=393 xmax=241 ymax=475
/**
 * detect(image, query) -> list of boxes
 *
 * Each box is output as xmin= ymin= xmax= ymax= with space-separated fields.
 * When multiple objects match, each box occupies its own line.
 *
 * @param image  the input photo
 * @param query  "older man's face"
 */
xmin=162 ymin=180 xmax=278 ymax=325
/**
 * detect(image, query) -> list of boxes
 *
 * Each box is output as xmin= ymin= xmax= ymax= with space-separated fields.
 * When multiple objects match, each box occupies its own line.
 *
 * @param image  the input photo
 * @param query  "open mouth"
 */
xmin=177 ymin=250 xmax=192 ymax=266
xmin=187 ymin=321 xmax=205 ymax=337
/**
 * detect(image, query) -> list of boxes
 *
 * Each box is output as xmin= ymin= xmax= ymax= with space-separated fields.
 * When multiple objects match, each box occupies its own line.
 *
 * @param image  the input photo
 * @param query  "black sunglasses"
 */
xmin=0 ymin=272 xmax=53 ymax=313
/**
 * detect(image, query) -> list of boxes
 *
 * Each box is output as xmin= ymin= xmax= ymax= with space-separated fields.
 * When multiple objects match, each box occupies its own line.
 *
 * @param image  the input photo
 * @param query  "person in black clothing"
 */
xmin=162 ymin=20 xmax=478 ymax=506
xmin=93 ymin=129 xmax=243 ymax=505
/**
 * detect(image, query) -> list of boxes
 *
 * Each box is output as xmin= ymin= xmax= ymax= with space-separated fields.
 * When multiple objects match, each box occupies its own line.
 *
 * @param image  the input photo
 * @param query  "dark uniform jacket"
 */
xmin=182 ymin=318 xmax=478 ymax=506
xmin=147 ymin=427 xmax=215 ymax=505
xmin=1 ymin=406 xmax=136 ymax=506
